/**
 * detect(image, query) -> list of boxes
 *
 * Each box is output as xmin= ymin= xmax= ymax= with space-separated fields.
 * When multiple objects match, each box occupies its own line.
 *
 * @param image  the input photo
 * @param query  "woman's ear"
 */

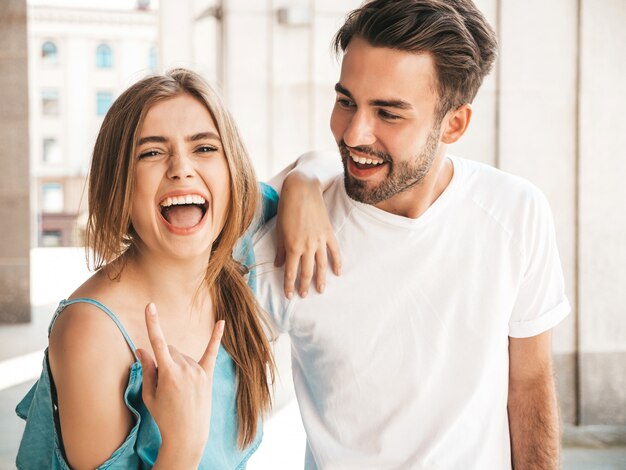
xmin=440 ymin=103 xmax=472 ymax=144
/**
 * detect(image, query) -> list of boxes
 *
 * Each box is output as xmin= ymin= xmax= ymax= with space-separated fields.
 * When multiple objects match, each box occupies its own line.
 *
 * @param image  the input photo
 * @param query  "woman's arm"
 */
xmin=269 ymin=151 xmax=344 ymax=298
xmin=49 ymin=303 xmax=137 ymax=469
xmin=49 ymin=302 xmax=223 ymax=470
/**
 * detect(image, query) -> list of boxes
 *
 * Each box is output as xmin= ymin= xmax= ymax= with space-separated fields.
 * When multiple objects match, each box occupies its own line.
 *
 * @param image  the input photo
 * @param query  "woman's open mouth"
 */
xmin=159 ymin=194 xmax=208 ymax=231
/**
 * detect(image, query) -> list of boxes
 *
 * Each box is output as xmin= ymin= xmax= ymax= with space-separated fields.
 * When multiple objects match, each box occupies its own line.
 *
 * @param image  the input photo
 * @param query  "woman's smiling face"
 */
xmin=130 ymin=93 xmax=231 ymax=260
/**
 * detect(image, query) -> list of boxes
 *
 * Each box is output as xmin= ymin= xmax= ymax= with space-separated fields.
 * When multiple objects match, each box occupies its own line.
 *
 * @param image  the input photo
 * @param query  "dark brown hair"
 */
xmin=86 ymin=69 xmax=274 ymax=448
xmin=333 ymin=0 xmax=498 ymax=118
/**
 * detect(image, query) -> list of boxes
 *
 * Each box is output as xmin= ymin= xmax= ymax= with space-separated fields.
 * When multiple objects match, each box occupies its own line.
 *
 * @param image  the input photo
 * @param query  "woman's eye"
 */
xmin=138 ymin=150 xmax=161 ymax=159
xmin=196 ymin=145 xmax=218 ymax=153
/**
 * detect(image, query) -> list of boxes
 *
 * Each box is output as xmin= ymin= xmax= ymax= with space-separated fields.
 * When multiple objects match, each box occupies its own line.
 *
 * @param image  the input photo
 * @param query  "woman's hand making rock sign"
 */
xmin=136 ymin=302 xmax=224 ymax=469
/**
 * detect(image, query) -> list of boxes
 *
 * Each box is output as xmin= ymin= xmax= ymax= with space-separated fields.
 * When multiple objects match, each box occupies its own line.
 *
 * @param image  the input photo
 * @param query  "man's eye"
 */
xmin=337 ymin=98 xmax=355 ymax=109
xmin=378 ymin=109 xmax=400 ymax=120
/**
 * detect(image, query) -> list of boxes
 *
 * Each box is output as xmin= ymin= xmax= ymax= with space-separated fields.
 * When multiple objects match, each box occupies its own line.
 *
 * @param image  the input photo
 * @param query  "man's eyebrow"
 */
xmin=370 ymin=98 xmax=413 ymax=110
xmin=335 ymin=83 xmax=353 ymax=99
xmin=335 ymin=83 xmax=412 ymax=110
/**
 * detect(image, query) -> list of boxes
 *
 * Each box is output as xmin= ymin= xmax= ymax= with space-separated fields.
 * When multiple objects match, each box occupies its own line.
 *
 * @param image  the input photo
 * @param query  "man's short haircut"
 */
xmin=333 ymin=0 xmax=498 ymax=119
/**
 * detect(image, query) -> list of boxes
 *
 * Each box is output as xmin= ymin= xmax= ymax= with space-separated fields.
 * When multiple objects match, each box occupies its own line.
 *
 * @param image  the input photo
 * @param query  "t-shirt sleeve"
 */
xmin=508 ymin=189 xmax=570 ymax=338
xmin=251 ymin=217 xmax=292 ymax=334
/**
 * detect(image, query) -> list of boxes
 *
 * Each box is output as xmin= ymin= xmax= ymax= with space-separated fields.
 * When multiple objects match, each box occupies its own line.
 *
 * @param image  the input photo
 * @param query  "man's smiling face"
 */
xmin=330 ymin=36 xmax=444 ymax=210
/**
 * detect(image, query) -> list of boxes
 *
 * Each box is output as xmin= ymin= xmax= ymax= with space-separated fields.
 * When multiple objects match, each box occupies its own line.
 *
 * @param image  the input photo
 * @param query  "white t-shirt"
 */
xmin=253 ymin=155 xmax=570 ymax=470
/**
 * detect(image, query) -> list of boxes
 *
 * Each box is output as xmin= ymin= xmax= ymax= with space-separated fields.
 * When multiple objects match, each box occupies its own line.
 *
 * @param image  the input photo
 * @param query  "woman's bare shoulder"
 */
xmin=50 ymin=268 xmax=136 ymax=370
xmin=48 ymin=272 xmax=138 ymax=469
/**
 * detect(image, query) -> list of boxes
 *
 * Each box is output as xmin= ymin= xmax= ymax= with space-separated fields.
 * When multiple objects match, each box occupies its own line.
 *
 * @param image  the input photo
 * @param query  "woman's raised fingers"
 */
xmin=198 ymin=320 xmax=225 ymax=375
xmin=144 ymin=302 xmax=174 ymax=370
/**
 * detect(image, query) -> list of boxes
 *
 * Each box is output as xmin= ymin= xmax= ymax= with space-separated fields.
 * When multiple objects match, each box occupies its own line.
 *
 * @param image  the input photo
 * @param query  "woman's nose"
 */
xmin=166 ymin=154 xmax=194 ymax=180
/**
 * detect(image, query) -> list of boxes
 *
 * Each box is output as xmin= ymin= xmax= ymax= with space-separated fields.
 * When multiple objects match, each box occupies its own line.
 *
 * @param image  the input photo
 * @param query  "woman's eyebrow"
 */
xmin=136 ymin=132 xmax=220 ymax=146
xmin=187 ymin=131 xmax=220 ymax=142
xmin=137 ymin=135 xmax=168 ymax=146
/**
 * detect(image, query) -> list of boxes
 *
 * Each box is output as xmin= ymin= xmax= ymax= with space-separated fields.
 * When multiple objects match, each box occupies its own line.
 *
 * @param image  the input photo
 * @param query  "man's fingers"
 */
xmin=144 ymin=302 xmax=173 ymax=370
xmin=274 ymin=234 xmax=286 ymax=267
xmin=315 ymin=249 xmax=328 ymax=293
xmin=283 ymin=250 xmax=300 ymax=299
xmin=199 ymin=320 xmax=225 ymax=374
xmin=327 ymin=236 xmax=342 ymax=276
xmin=298 ymin=251 xmax=315 ymax=297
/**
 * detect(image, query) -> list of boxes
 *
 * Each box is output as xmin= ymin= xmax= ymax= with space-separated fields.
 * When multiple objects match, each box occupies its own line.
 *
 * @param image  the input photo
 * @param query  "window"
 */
xmin=42 ymin=230 xmax=62 ymax=247
xmin=42 ymin=183 xmax=64 ymax=213
xmin=42 ymin=41 xmax=58 ymax=65
xmin=96 ymin=43 xmax=113 ymax=68
xmin=148 ymin=46 xmax=158 ymax=72
xmin=42 ymin=138 xmax=61 ymax=164
xmin=96 ymin=91 xmax=113 ymax=116
xmin=42 ymin=89 xmax=60 ymax=116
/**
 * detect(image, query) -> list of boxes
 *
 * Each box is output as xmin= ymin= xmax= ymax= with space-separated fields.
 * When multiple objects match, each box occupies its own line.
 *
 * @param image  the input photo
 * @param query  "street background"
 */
xmin=1 ymin=0 xmax=625 ymax=468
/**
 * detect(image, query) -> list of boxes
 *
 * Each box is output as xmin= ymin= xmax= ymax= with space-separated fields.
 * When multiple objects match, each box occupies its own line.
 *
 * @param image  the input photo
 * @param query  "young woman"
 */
xmin=16 ymin=69 xmax=338 ymax=469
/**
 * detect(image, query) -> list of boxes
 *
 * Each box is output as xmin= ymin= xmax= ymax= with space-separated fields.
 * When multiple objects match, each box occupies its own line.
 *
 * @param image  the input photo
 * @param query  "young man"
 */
xmin=255 ymin=1 xmax=569 ymax=468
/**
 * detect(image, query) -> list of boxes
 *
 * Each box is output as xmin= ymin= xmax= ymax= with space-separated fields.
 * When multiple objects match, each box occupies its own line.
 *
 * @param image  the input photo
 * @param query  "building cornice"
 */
xmin=28 ymin=5 xmax=157 ymax=26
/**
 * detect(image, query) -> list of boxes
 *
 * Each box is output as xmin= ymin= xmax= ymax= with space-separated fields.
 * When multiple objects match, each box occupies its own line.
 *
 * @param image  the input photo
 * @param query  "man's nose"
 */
xmin=342 ymin=111 xmax=376 ymax=148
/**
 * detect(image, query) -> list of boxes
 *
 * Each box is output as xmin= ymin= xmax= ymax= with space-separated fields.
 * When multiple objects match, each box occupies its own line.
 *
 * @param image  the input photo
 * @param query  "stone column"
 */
xmin=0 ymin=0 xmax=31 ymax=323
xmin=579 ymin=0 xmax=626 ymax=425
xmin=497 ymin=0 xmax=579 ymax=424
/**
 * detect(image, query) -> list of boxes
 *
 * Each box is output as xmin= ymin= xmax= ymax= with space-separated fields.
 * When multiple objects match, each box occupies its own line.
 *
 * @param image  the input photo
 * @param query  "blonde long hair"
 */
xmin=86 ymin=68 xmax=274 ymax=447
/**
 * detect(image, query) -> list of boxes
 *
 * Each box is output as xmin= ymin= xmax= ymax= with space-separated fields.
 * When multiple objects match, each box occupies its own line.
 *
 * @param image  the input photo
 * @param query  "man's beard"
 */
xmin=339 ymin=124 xmax=441 ymax=205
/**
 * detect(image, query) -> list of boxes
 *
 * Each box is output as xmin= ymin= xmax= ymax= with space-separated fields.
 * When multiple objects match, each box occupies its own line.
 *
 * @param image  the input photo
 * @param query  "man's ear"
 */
xmin=440 ymin=103 xmax=472 ymax=144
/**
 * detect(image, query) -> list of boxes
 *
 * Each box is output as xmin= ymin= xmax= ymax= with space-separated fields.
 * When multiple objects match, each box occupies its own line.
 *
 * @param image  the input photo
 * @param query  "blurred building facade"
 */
xmin=28 ymin=3 xmax=157 ymax=247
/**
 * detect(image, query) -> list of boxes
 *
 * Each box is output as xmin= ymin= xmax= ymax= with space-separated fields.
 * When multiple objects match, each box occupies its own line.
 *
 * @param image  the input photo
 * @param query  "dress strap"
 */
xmin=48 ymin=298 xmax=139 ymax=361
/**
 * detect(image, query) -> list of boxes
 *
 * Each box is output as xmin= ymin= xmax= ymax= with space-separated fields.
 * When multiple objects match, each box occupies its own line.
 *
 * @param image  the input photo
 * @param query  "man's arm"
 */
xmin=265 ymin=150 xmax=342 ymax=194
xmin=266 ymin=151 xmax=343 ymax=298
xmin=508 ymin=330 xmax=560 ymax=469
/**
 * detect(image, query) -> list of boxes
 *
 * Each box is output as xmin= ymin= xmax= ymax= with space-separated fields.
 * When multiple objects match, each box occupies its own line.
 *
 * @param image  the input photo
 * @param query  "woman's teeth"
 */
xmin=160 ymin=194 xmax=206 ymax=207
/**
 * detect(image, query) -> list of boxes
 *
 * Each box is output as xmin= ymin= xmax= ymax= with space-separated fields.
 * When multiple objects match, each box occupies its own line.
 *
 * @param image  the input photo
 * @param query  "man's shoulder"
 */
xmin=323 ymin=174 xmax=349 ymax=204
xmin=451 ymin=155 xmax=555 ymax=242
xmin=453 ymin=155 xmax=547 ymax=210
